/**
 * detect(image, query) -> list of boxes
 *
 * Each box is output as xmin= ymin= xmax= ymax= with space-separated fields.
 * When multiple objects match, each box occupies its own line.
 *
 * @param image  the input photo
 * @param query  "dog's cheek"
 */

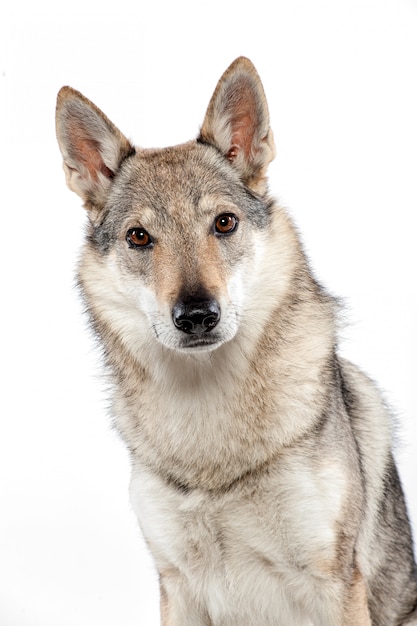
xmin=226 ymin=268 xmax=245 ymax=310
xmin=224 ymin=229 xmax=261 ymax=306
xmin=134 ymin=283 xmax=160 ymax=320
xmin=118 ymin=247 xmax=155 ymax=287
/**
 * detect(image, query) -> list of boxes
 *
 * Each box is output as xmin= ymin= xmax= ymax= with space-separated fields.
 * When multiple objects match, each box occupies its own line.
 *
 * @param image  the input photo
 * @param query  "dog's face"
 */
xmin=81 ymin=144 xmax=272 ymax=353
xmin=56 ymin=58 xmax=277 ymax=354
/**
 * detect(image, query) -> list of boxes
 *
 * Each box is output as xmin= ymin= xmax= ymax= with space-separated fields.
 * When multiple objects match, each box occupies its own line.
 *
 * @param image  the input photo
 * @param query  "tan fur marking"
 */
xmin=159 ymin=576 xmax=171 ymax=626
xmin=152 ymin=227 xmax=230 ymax=309
xmin=344 ymin=569 xmax=372 ymax=625
xmin=152 ymin=243 xmax=183 ymax=308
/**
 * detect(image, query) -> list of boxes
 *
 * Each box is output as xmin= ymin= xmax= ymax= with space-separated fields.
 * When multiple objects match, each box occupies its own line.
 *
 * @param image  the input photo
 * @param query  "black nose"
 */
xmin=172 ymin=298 xmax=221 ymax=335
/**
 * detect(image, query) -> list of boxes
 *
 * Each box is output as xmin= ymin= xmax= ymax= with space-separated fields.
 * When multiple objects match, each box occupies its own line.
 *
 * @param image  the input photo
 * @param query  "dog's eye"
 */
xmin=126 ymin=227 xmax=153 ymax=249
xmin=214 ymin=213 xmax=239 ymax=236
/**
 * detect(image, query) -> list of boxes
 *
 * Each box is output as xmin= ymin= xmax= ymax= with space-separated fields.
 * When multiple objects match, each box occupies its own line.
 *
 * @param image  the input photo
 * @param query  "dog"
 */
xmin=56 ymin=57 xmax=417 ymax=625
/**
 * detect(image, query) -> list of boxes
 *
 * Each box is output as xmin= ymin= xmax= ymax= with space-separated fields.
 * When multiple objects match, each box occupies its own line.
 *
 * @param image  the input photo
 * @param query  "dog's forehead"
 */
xmin=119 ymin=142 xmax=243 ymax=214
xmin=96 ymin=140 xmax=271 ymax=247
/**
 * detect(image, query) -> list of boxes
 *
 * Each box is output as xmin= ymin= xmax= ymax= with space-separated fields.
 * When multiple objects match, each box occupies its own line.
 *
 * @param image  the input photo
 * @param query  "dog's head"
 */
xmin=56 ymin=58 xmax=281 ymax=355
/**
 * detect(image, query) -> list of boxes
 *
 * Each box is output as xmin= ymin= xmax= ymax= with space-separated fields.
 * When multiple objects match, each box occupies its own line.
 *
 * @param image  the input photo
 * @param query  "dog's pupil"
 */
xmin=135 ymin=230 xmax=147 ymax=243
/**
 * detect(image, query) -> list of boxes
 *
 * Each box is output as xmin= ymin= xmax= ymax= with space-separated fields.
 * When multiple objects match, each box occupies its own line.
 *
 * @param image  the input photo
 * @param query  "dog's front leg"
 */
xmin=312 ymin=568 xmax=372 ymax=626
xmin=342 ymin=568 xmax=372 ymax=626
xmin=159 ymin=572 xmax=212 ymax=626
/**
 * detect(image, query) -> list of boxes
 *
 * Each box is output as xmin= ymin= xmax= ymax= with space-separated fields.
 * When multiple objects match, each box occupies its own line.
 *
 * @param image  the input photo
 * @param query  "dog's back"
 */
xmin=56 ymin=57 xmax=417 ymax=625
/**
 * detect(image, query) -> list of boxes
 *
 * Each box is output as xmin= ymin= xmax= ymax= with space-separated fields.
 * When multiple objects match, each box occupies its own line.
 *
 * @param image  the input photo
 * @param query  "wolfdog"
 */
xmin=56 ymin=57 xmax=417 ymax=624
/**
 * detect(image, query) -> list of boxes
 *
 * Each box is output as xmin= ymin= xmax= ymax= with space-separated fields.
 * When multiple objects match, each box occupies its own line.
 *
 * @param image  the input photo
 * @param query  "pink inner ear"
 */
xmin=100 ymin=163 xmax=115 ymax=179
xmin=229 ymin=111 xmax=256 ymax=161
xmin=227 ymin=146 xmax=239 ymax=161
xmin=72 ymin=132 xmax=114 ymax=181
xmin=224 ymin=76 xmax=259 ymax=161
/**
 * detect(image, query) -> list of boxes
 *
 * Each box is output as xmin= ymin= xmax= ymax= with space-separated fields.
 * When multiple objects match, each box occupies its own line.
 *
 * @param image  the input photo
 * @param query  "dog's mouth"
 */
xmin=176 ymin=333 xmax=225 ymax=353
xmin=154 ymin=326 xmax=230 ymax=354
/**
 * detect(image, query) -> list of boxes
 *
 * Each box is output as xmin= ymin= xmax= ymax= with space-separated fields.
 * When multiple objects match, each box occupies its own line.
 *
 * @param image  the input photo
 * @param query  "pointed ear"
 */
xmin=55 ymin=86 xmax=134 ymax=216
xmin=199 ymin=57 xmax=276 ymax=192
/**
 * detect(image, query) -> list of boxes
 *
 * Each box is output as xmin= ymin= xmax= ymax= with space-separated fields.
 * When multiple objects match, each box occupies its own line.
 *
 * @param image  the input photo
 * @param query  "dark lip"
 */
xmin=179 ymin=335 xmax=222 ymax=351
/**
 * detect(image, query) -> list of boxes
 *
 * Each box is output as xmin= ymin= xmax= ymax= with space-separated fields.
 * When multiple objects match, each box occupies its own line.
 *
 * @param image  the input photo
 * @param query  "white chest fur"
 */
xmin=130 ymin=454 xmax=347 ymax=625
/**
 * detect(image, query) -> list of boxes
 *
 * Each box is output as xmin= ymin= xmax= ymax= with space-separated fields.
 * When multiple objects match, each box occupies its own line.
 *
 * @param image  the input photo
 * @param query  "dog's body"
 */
xmin=56 ymin=57 xmax=417 ymax=625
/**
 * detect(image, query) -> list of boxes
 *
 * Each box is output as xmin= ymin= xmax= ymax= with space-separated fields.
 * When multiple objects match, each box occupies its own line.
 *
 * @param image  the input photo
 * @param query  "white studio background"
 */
xmin=1 ymin=1 xmax=416 ymax=624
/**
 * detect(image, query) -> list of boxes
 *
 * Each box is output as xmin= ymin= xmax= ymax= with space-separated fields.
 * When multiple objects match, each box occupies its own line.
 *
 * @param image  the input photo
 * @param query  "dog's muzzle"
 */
xmin=172 ymin=297 xmax=221 ymax=335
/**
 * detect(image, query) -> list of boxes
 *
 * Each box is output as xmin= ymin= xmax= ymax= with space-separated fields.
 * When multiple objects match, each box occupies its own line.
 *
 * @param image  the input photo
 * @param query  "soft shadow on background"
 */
xmin=1 ymin=1 xmax=416 ymax=624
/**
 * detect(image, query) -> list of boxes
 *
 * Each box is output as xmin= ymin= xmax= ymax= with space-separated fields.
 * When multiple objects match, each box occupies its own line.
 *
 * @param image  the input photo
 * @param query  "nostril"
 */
xmin=179 ymin=318 xmax=195 ymax=334
xmin=202 ymin=309 xmax=220 ymax=331
xmin=172 ymin=299 xmax=221 ymax=335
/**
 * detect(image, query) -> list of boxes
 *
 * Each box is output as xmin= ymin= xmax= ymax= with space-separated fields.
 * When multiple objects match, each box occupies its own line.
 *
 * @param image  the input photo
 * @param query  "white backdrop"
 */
xmin=1 ymin=1 xmax=416 ymax=624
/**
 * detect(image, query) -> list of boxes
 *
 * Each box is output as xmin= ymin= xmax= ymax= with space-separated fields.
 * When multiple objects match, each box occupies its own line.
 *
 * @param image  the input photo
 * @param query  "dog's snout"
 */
xmin=172 ymin=298 xmax=221 ymax=335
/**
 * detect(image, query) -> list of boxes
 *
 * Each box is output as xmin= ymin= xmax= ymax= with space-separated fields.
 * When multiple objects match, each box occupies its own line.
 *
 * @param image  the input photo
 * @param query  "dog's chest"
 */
xmin=130 ymin=460 xmax=345 ymax=624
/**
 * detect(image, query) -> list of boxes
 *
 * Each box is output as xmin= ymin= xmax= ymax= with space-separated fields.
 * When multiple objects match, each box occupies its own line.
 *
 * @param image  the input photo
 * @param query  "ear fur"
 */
xmin=55 ymin=87 xmax=134 ymax=216
xmin=199 ymin=57 xmax=276 ymax=193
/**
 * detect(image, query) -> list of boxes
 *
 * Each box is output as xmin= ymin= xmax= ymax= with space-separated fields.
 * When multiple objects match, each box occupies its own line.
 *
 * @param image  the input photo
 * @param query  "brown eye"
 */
xmin=214 ymin=213 xmax=239 ymax=236
xmin=126 ymin=227 xmax=153 ymax=249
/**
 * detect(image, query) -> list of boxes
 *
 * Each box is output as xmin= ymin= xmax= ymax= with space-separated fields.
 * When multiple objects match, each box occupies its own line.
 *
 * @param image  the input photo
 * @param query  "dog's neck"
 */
xmin=105 ymin=276 xmax=338 ymax=491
